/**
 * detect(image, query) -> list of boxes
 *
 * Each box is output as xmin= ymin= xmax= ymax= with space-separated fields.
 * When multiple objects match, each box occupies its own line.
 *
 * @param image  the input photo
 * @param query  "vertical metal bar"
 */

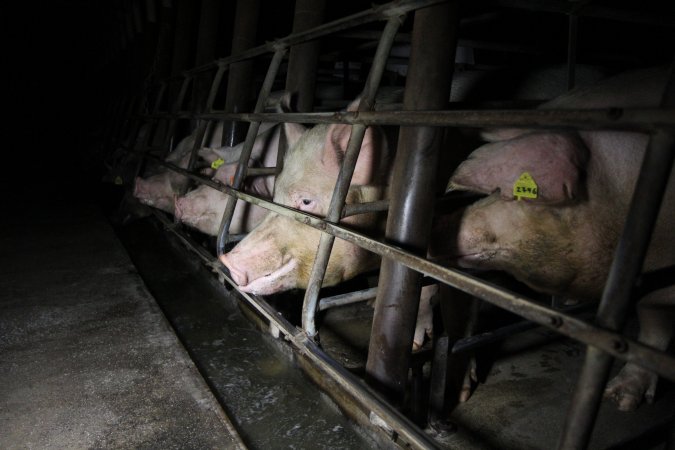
xmin=301 ymin=16 xmax=405 ymax=338
xmin=222 ymin=0 xmax=261 ymax=147
xmin=205 ymin=63 xmax=227 ymax=112
xmin=192 ymin=0 xmax=221 ymax=113
xmin=285 ymin=0 xmax=327 ymax=112
xmin=366 ymin=0 xmax=460 ymax=401
xmin=216 ymin=49 xmax=287 ymax=257
xmin=558 ymin=65 xmax=675 ymax=450
xmin=567 ymin=14 xmax=578 ymax=91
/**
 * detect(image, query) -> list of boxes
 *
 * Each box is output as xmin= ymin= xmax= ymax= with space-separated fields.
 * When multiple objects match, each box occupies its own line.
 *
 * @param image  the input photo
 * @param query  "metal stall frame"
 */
xmin=116 ymin=0 xmax=675 ymax=448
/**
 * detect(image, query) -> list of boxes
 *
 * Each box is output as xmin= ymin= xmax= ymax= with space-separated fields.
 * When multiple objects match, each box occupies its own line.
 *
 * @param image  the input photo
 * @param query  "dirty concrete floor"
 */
xmin=0 ymin=189 xmax=246 ymax=448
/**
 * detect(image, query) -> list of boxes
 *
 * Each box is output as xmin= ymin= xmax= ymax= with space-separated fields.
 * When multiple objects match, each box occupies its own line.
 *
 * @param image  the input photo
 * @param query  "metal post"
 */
xmin=301 ymin=16 xmax=404 ymax=338
xmin=192 ymin=0 xmax=221 ymax=113
xmin=285 ymin=0 xmax=327 ymax=112
xmin=222 ymin=0 xmax=261 ymax=147
xmin=365 ymin=1 xmax=459 ymax=400
xmin=558 ymin=64 xmax=675 ymax=450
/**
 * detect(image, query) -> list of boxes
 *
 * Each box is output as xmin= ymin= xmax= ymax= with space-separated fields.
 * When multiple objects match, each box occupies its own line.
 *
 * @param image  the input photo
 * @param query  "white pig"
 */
xmin=440 ymin=67 xmax=674 ymax=411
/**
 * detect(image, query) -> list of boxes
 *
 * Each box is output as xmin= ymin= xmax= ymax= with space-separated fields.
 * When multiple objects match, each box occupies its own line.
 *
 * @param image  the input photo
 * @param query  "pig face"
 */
xmin=220 ymin=117 xmax=390 ymax=295
xmin=133 ymin=175 xmax=176 ymax=214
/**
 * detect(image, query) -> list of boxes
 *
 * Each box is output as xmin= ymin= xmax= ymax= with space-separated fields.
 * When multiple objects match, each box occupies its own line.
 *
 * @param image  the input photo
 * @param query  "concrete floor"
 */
xmin=0 ymin=188 xmax=245 ymax=448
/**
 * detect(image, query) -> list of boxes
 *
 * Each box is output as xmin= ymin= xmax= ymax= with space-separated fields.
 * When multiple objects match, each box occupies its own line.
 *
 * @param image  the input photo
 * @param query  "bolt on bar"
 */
xmin=301 ymin=15 xmax=405 ymax=338
xmin=558 ymin=64 xmax=675 ymax=450
xmin=215 ymin=49 xmax=287 ymax=256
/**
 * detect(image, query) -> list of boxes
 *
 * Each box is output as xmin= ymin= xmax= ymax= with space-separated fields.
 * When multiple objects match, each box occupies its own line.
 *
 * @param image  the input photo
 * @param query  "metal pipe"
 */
xmin=215 ymin=49 xmax=287 ymax=257
xmin=222 ymin=0 xmax=260 ymax=147
xmin=366 ymin=0 xmax=460 ymax=401
xmin=301 ymin=16 xmax=405 ymax=338
xmin=130 ymin=155 xmax=675 ymax=382
xmin=318 ymin=287 xmax=378 ymax=311
xmin=285 ymin=0 xmax=327 ymax=112
xmin=191 ymin=0 xmax=221 ymax=113
xmin=150 ymin=108 xmax=675 ymax=132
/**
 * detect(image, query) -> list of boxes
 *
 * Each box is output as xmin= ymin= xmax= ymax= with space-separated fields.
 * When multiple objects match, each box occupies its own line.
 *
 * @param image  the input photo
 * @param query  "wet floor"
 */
xmin=115 ymin=217 xmax=378 ymax=449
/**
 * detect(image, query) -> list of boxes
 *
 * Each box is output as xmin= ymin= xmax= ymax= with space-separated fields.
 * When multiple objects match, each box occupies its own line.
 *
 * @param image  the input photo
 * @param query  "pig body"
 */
xmin=442 ymin=67 xmax=674 ymax=411
xmin=174 ymin=123 xmax=281 ymax=236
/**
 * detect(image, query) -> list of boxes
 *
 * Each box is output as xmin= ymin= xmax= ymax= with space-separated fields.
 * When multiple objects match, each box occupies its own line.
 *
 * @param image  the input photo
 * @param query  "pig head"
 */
xmin=441 ymin=67 xmax=674 ymax=410
xmin=220 ymin=109 xmax=391 ymax=295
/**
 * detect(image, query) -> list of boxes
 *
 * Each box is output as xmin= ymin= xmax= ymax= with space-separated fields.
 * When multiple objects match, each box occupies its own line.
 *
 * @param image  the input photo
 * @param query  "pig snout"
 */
xmin=219 ymin=252 xmax=249 ymax=287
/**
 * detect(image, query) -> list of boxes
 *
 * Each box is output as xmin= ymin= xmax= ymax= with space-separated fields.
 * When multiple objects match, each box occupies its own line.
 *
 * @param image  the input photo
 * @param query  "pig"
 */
xmin=440 ymin=67 xmax=674 ymax=411
xmin=219 ymin=107 xmax=388 ymax=294
xmin=174 ymin=122 xmax=283 ymax=236
xmin=132 ymin=121 xmax=226 ymax=214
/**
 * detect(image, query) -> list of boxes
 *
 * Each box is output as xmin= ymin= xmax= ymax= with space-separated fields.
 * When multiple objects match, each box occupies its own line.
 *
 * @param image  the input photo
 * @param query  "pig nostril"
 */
xmin=219 ymin=254 xmax=248 ymax=287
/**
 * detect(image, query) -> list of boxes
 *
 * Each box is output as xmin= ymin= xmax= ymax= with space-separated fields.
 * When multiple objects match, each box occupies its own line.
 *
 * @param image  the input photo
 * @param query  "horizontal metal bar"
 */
xmin=343 ymin=200 xmax=390 ymax=217
xmin=319 ymin=287 xmax=378 ymax=311
xmin=143 ymin=108 xmax=675 ymax=132
xmin=246 ymin=167 xmax=276 ymax=176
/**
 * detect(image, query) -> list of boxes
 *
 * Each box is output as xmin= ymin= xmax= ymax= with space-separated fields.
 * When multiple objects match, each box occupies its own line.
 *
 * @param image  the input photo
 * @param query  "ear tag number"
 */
xmin=513 ymin=172 xmax=538 ymax=201
xmin=211 ymin=158 xmax=225 ymax=169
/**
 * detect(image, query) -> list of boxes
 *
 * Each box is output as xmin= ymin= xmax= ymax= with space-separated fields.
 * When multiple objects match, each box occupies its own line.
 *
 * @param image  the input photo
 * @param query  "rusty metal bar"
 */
xmin=285 ymin=0 xmax=327 ymax=112
xmin=367 ymin=0 xmax=460 ymax=400
xmin=215 ymin=49 xmax=287 ymax=257
xmin=301 ymin=15 xmax=405 ymax=338
xmin=222 ymin=0 xmax=260 ymax=147
xmin=318 ymin=288 xmax=378 ymax=311
xmin=149 ymin=108 xmax=675 ymax=132
xmin=133 ymin=152 xmax=675 ymax=382
xmin=558 ymin=65 xmax=675 ymax=450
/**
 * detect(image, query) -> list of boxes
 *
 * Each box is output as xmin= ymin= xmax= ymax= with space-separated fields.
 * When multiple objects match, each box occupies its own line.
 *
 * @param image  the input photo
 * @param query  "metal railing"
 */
xmin=113 ymin=0 xmax=675 ymax=448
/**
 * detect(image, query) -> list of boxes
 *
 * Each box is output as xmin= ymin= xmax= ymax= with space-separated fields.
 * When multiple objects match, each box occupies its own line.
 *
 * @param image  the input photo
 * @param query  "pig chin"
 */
xmin=236 ymin=258 xmax=299 ymax=295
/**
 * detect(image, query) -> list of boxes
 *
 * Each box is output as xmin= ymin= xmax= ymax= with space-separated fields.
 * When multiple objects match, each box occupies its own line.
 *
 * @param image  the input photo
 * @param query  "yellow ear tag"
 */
xmin=114 ymin=176 xmax=123 ymax=185
xmin=513 ymin=172 xmax=538 ymax=201
xmin=211 ymin=158 xmax=225 ymax=169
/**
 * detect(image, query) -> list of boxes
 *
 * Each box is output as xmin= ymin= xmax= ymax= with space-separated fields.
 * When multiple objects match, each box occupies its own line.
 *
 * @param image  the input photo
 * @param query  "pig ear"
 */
xmin=284 ymin=122 xmax=307 ymax=149
xmin=448 ymin=132 xmax=589 ymax=204
xmin=324 ymin=121 xmax=385 ymax=186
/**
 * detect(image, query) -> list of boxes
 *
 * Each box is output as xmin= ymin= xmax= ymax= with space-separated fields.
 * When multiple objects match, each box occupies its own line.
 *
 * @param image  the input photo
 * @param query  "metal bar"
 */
xmin=367 ymin=0 xmax=460 ymax=400
xmin=161 ymin=75 xmax=192 ymax=158
xmin=558 ymin=65 xmax=675 ymax=450
xmin=285 ymin=0 xmax=327 ymax=112
xmin=301 ymin=16 xmax=405 ymax=338
xmin=215 ymin=49 xmax=287 ymax=257
xmin=221 ymin=0 xmax=261 ymax=147
xmin=342 ymin=200 xmax=390 ymax=217
xmin=130 ymin=155 xmax=675 ymax=382
xmin=146 ymin=108 xmax=675 ymax=132
xmin=318 ymin=287 xmax=378 ymax=311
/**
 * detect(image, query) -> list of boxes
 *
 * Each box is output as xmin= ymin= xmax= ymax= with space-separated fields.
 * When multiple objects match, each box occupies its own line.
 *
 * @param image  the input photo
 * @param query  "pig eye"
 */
xmin=298 ymin=198 xmax=316 ymax=211
xmin=302 ymin=199 xmax=312 ymax=206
